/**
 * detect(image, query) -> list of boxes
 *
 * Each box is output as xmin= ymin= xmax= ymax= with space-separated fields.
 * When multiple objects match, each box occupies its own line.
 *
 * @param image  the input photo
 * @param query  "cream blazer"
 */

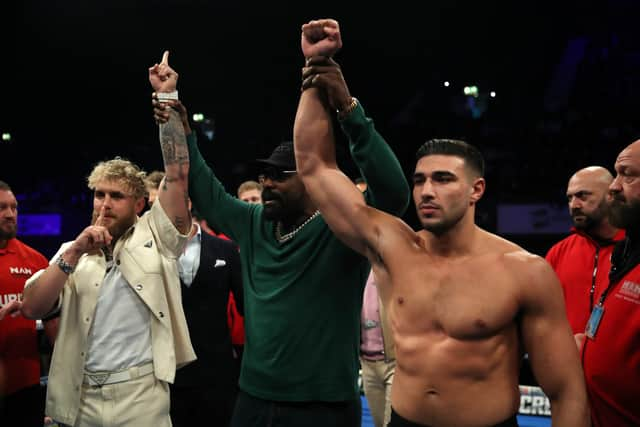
xmin=25 ymin=199 xmax=196 ymax=425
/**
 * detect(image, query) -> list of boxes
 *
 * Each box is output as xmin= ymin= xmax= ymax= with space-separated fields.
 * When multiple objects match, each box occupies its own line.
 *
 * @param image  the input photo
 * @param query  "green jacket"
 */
xmin=187 ymin=101 xmax=409 ymax=401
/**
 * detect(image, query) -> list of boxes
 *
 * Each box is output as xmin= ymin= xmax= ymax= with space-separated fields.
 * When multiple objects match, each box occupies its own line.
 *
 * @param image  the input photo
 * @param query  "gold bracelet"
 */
xmin=337 ymin=97 xmax=358 ymax=120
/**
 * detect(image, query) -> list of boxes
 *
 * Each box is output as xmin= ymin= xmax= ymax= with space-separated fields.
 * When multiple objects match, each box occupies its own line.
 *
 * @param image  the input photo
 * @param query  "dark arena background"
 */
xmin=3 ymin=2 xmax=640 ymax=425
xmin=4 ymin=1 xmax=639 ymax=258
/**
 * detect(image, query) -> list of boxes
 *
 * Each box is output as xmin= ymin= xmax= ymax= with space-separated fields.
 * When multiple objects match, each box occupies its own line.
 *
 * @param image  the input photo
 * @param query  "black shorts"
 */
xmin=389 ymin=407 xmax=519 ymax=427
xmin=230 ymin=390 xmax=361 ymax=427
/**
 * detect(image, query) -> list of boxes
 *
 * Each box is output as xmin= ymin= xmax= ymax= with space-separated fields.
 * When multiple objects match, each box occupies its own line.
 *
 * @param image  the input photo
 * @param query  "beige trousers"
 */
xmin=73 ymin=372 xmax=171 ymax=427
xmin=361 ymin=357 xmax=396 ymax=427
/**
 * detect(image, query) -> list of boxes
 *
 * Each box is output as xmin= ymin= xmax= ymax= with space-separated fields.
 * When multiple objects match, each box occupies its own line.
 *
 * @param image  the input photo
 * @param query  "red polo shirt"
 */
xmin=0 ymin=238 xmax=48 ymax=395
xmin=546 ymin=229 xmax=625 ymax=334
xmin=582 ymin=263 xmax=640 ymax=426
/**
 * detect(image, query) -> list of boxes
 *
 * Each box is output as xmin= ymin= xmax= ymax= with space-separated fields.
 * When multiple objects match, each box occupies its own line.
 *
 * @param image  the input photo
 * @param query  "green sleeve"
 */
xmin=340 ymin=101 xmax=410 ymax=216
xmin=186 ymin=133 xmax=256 ymax=241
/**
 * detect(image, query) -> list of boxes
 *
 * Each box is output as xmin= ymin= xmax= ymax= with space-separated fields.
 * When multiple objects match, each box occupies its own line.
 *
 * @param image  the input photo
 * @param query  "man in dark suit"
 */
xmin=171 ymin=207 xmax=244 ymax=427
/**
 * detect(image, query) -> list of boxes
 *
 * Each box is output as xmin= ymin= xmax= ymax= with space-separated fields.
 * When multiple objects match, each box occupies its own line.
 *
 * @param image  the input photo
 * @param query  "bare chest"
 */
xmin=384 ymin=252 xmax=521 ymax=340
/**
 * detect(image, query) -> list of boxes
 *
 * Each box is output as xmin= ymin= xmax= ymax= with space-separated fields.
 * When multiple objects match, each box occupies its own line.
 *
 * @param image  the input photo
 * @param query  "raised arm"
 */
xmin=520 ymin=256 xmax=591 ymax=427
xmin=152 ymin=96 xmax=254 ymax=243
xmin=148 ymin=51 xmax=191 ymax=234
xmin=342 ymin=99 xmax=409 ymax=216
xmin=294 ymin=19 xmax=379 ymax=258
xmin=297 ymin=25 xmax=408 ymax=219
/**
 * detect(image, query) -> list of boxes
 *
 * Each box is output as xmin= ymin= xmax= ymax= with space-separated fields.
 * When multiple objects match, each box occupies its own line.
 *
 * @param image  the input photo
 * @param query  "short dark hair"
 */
xmin=416 ymin=139 xmax=485 ymax=177
xmin=0 ymin=180 xmax=11 ymax=192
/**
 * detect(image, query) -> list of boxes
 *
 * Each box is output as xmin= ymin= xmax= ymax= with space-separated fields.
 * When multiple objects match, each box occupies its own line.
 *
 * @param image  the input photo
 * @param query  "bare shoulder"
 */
xmin=482 ymin=230 xmax=556 ymax=286
xmin=480 ymin=232 xmax=566 ymax=318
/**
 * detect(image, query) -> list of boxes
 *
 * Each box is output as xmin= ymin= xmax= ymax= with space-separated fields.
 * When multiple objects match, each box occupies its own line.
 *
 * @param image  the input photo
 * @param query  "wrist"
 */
xmin=337 ymin=97 xmax=358 ymax=120
xmin=56 ymin=255 xmax=76 ymax=275
xmin=156 ymin=90 xmax=179 ymax=101
xmin=64 ymin=246 xmax=83 ymax=264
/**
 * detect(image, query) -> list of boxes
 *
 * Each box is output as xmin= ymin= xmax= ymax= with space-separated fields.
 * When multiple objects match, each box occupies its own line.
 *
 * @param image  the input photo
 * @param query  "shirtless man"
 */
xmin=293 ymin=19 xmax=590 ymax=427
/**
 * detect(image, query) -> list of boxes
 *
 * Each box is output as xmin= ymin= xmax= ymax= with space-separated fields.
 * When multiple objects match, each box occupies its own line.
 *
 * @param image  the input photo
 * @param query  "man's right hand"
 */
xmin=0 ymin=300 xmax=23 ymax=320
xmin=148 ymin=50 xmax=179 ymax=93
xmin=68 ymin=206 xmax=112 ymax=256
xmin=301 ymin=19 xmax=342 ymax=58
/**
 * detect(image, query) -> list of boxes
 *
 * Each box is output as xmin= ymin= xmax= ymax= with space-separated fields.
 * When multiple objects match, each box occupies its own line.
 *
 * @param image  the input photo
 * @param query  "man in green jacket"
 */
xmin=153 ymin=36 xmax=409 ymax=426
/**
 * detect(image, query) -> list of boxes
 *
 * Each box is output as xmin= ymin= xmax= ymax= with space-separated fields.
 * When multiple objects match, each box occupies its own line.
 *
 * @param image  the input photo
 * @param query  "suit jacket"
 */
xmin=173 ymin=231 xmax=243 ymax=387
xmin=25 ymin=200 xmax=196 ymax=426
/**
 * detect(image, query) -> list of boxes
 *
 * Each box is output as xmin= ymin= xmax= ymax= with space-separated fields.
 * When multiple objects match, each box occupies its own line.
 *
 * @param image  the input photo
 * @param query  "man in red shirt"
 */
xmin=546 ymin=166 xmax=625 ymax=337
xmin=580 ymin=140 xmax=640 ymax=427
xmin=0 ymin=180 xmax=49 ymax=426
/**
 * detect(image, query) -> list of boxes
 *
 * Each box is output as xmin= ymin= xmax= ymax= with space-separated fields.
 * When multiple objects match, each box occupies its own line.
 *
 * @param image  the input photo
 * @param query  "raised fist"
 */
xmin=301 ymin=19 xmax=342 ymax=58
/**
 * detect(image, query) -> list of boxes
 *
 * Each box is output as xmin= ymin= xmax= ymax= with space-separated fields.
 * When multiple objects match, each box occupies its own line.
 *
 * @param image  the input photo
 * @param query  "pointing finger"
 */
xmin=103 ymin=229 xmax=113 ymax=247
xmin=95 ymin=205 xmax=106 ymax=227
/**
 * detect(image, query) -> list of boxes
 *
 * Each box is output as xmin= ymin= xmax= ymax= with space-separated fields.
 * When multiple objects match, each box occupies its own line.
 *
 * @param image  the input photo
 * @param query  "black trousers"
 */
xmin=230 ymin=390 xmax=361 ymax=427
xmin=389 ymin=408 xmax=519 ymax=427
xmin=171 ymin=384 xmax=237 ymax=427
xmin=1 ymin=384 xmax=46 ymax=427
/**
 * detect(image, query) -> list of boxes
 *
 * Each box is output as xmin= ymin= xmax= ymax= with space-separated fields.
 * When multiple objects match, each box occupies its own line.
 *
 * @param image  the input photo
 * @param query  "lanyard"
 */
xmin=596 ymin=239 xmax=630 ymax=307
xmin=589 ymin=248 xmax=600 ymax=309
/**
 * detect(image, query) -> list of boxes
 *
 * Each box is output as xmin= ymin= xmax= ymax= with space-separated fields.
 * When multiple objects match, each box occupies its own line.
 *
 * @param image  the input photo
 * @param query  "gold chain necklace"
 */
xmin=275 ymin=210 xmax=321 ymax=243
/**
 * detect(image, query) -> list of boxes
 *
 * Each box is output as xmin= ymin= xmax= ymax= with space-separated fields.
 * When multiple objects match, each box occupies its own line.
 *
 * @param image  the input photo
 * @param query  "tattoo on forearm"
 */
xmin=159 ymin=109 xmax=189 ymax=170
xmin=172 ymin=190 xmax=191 ymax=229
xmin=158 ymin=108 xmax=191 ymax=229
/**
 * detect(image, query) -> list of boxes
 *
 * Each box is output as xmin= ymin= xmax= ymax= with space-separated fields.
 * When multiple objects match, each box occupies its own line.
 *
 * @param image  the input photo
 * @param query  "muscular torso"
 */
xmin=375 ymin=225 xmax=525 ymax=427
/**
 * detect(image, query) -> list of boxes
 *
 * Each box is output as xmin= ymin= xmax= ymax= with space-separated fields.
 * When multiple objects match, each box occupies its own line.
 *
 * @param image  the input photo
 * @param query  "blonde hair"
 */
xmin=87 ymin=157 xmax=147 ymax=199
xmin=145 ymin=170 xmax=165 ymax=191
xmin=237 ymin=180 xmax=263 ymax=197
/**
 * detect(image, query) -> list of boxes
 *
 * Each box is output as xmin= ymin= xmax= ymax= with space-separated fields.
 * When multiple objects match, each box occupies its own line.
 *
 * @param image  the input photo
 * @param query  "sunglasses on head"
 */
xmin=258 ymin=167 xmax=297 ymax=184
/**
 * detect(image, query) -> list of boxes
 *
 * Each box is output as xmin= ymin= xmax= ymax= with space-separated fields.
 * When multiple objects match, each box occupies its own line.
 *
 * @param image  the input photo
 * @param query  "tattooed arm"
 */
xmin=149 ymin=51 xmax=191 ymax=234
xmin=158 ymin=109 xmax=191 ymax=234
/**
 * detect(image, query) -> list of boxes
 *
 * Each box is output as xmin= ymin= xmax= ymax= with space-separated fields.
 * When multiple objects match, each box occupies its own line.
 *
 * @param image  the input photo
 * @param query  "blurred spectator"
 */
xmin=360 ymin=270 xmax=395 ymax=427
xmin=0 ymin=180 xmax=50 ymax=426
xmin=355 ymin=178 xmax=395 ymax=427
xmin=171 ymin=207 xmax=244 ymax=427
xmin=145 ymin=170 xmax=165 ymax=207
xmin=237 ymin=180 xmax=262 ymax=204
xmin=546 ymin=166 xmax=624 ymax=335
